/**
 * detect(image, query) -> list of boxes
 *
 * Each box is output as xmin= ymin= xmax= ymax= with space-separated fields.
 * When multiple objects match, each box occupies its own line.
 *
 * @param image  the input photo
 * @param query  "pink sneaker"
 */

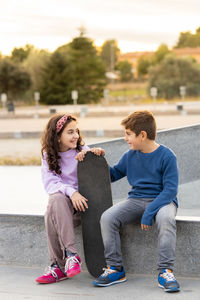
xmin=65 ymin=255 xmax=82 ymax=278
xmin=35 ymin=265 xmax=67 ymax=284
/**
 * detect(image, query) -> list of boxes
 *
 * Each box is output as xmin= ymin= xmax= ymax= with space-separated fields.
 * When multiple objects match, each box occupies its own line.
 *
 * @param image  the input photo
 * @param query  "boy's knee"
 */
xmin=156 ymin=203 xmax=176 ymax=223
xmin=100 ymin=210 xmax=109 ymax=225
xmin=100 ymin=210 xmax=114 ymax=226
xmin=157 ymin=214 xmax=176 ymax=232
xmin=100 ymin=209 xmax=120 ymax=230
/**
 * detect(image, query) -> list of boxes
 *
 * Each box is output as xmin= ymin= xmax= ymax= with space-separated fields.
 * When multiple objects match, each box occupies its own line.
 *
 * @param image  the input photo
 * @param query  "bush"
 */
xmin=148 ymin=56 xmax=200 ymax=99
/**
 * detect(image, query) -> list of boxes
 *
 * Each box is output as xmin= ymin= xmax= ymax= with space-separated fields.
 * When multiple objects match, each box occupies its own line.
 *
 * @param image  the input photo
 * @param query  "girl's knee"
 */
xmin=49 ymin=192 xmax=66 ymax=202
xmin=48 ymin=193 xmax=72 ymax=212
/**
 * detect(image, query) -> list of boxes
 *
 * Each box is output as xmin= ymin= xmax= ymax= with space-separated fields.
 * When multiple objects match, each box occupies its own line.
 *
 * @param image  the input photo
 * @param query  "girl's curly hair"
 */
xmin=41 ymin=114 xmax=84 ymax=175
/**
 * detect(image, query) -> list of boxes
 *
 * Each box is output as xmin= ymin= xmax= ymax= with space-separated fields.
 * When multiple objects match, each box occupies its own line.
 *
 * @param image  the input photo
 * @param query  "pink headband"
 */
xmin=56 ymin=115 xmax=68 ymax=133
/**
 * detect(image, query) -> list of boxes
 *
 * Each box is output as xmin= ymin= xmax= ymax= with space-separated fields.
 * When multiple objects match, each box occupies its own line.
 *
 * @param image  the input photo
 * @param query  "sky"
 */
xmin=1 ymin=0 xmax=200 ymax=55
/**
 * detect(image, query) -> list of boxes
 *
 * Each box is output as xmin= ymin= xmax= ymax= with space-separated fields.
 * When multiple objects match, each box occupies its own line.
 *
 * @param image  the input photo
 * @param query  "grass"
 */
xmin=108 ymin=81 xmax=147 ymax=97
xmin=109 ymin=88 xmax=146 ymax=97
xmin=0 ymin=156 xmax=41 ymax=166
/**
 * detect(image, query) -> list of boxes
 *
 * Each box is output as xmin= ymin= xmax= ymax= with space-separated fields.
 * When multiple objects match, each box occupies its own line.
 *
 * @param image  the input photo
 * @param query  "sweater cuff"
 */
xmin=65 ymin=186 xmax=77 ymax=198
xmin=141 ymin=214 xmax=153 ymax=226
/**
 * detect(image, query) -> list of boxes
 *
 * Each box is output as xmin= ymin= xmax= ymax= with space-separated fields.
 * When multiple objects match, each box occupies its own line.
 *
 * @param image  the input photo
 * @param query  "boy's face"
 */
xmin=124 ymin=128 xmax=144 ymax=151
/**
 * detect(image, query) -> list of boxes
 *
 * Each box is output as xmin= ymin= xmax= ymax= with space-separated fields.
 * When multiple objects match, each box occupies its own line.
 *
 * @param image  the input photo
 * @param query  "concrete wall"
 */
xmin=1 ymin=124 xmax=200 ymax=276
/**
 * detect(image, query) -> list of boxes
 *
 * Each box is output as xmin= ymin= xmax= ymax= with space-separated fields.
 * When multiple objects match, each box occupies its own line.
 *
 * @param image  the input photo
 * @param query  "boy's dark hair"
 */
xmin=121 ymin=110 xmax=157 ymax=140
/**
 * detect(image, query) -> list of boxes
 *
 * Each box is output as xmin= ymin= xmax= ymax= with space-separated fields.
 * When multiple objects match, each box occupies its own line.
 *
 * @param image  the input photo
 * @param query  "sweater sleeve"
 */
xmin=110 ymin=153 xmax=127 ymax=182
xmin=41 ymin=158 xmax=76 ymax=198
xmin=141 ymin=154 xmax=178 ymax=226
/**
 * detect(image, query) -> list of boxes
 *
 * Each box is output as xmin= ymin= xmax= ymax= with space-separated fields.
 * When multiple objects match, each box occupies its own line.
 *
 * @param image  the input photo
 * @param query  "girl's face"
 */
xmin=59 ymin=120 xmax=79 ymax=152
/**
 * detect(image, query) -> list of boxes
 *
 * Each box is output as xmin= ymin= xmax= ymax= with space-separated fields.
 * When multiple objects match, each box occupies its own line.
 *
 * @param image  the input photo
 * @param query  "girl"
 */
xmin=36 ymin=114 xmax=104 ymax=284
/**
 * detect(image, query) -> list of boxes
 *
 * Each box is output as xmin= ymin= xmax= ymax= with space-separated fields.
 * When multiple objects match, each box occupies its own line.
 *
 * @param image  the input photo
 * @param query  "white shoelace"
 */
xmin=162 ymin=270 xmax=176 ymax=282
xmin=65 ymin=256 xmax=80 ymax=271
xmin=101 ymin=268 xmax=116 ymax=277
xmin=44 ymin=266 xmax=58 ymax=279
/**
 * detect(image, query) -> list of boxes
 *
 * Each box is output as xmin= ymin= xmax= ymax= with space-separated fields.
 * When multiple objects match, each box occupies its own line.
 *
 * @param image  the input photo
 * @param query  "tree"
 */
xmin=148 ymin=56 xmax=200 ymax=99
xmin=11 ymin=44 xmax=34 ymax=63
xmin=39 ymin=35 xmax=106 ymax=105
xmin=40 ymin=51 xmax=73 ymax=105
xmin=175 ymin=27 xmax=200 ymax=48
xmin=137 ymin=44 xmax=171 ymax=78
xmin=100 ymin=40 xmax=120 ymax=71
xmin=0 ymin=58 xmax=31 ymax=100
xmin=196 ymin=27 xmax=200 ymax=34
xmin=152 ymin=44 xmax=171 ymax=64
xmin=137 ymin=55 xmax=152 ymax=77
xmin=68 ymin=35 xmax=106 ymax=103
xmin=116 ymin=60 xmax=133 ymax=82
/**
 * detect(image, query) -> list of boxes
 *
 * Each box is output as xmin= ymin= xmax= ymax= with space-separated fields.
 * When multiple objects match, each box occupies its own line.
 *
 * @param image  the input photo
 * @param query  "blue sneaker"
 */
xmin=93 ymin=266 xmax=127 ymax=287
xmin=158 ymin=269 xmax=180 ymax=292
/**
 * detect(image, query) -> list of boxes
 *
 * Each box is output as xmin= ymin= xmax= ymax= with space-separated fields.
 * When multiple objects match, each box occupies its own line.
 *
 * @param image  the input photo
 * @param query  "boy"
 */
xmin=93 ymin=110 xmax=180 ymax=293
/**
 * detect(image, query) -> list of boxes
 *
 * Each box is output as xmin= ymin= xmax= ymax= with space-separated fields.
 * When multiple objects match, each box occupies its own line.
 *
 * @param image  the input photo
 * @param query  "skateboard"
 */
xmin=77 ymin=151 xmax=113 ymax=277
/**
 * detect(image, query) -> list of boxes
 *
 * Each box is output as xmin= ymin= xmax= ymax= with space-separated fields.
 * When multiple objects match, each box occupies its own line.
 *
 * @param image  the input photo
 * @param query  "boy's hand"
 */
xmin=71 ymin=191 xmax=88 ymax=212
xmin=141 ymin=224 xmax=151 ymax=231
xmin=75 ymin=150 xmax=88 ymax=161
xmin=90 ymin=147 xmax=105 ymax=156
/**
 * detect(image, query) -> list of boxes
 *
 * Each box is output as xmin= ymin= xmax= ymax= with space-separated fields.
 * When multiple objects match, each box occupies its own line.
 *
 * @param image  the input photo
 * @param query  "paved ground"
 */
xmin=1 ymin=113 xmax=200 ymax=133
xmin=0 ymin=265 xmax=200 ymax=300
xmin=0 ymin=104 xmax=200 ymax=158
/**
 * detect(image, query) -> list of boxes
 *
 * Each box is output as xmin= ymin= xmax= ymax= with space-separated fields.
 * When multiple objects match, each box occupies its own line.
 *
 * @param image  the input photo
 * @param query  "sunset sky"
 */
xmin=1 ymin=0 xmax=200 ymax=55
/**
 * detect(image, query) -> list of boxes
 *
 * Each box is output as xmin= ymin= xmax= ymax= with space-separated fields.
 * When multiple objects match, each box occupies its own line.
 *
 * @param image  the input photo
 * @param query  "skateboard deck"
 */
xmin=78 ymin=151 xmax=113 ymax=277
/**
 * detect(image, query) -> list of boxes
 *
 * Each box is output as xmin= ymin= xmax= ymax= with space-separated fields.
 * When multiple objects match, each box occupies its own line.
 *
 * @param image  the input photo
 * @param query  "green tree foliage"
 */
xmin=116 ymin=60 xmax=133 ymax=82
xmin=68 ymin=36 xmax=106 ymax=103
xmin=137 ymin=44 xmax=171 ymax=78
xmin=100 ymin=40 xmax=120 ymax=71
xmin=0 ymin=58 xmax=31 ymax=100
xmin=148 ymin=56 xmax=200 ymax=99
xmin=137 ymin=55 xmax=152 ymax=77
xmin=11 ymin=44 xmax=34 ymax=63
xmin=40 ymin=51 xmax=73 ymax=105
xmin=40 ymin=35 xmax=106 ymax=105
xmin=152 ymin=44 xmax=171 ymax=64
xmin=175 ymin=27 xmax=200 ymax=48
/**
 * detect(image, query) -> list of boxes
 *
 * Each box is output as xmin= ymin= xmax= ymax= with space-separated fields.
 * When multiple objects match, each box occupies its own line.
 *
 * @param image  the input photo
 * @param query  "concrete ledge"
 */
xmin=1 ymin=213 xmax=200 ymax=277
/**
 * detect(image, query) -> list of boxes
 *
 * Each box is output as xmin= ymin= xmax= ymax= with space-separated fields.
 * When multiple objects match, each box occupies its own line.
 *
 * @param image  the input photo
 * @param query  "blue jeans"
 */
xmin=100 ymin=199 xmax=177 ymax=271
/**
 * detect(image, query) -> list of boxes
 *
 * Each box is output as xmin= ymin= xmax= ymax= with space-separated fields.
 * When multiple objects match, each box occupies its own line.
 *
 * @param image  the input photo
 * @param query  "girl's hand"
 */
xmin=75 ymin=150 xmax=88 ymax=161
xmin=71 ymin=191 xmax=88 ymax=212
xmin=90 ymin=147 xmax=105 ymax=156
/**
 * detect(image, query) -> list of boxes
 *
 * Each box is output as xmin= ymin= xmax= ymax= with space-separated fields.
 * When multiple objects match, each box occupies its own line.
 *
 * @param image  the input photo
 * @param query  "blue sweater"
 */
xmin=110 ymin=145 xmax=178 ymax=226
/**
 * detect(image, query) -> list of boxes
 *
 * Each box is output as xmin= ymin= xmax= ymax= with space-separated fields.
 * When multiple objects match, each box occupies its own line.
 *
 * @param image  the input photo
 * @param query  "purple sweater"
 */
xmin=41 ymin=145 xmax=89 ymax=198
